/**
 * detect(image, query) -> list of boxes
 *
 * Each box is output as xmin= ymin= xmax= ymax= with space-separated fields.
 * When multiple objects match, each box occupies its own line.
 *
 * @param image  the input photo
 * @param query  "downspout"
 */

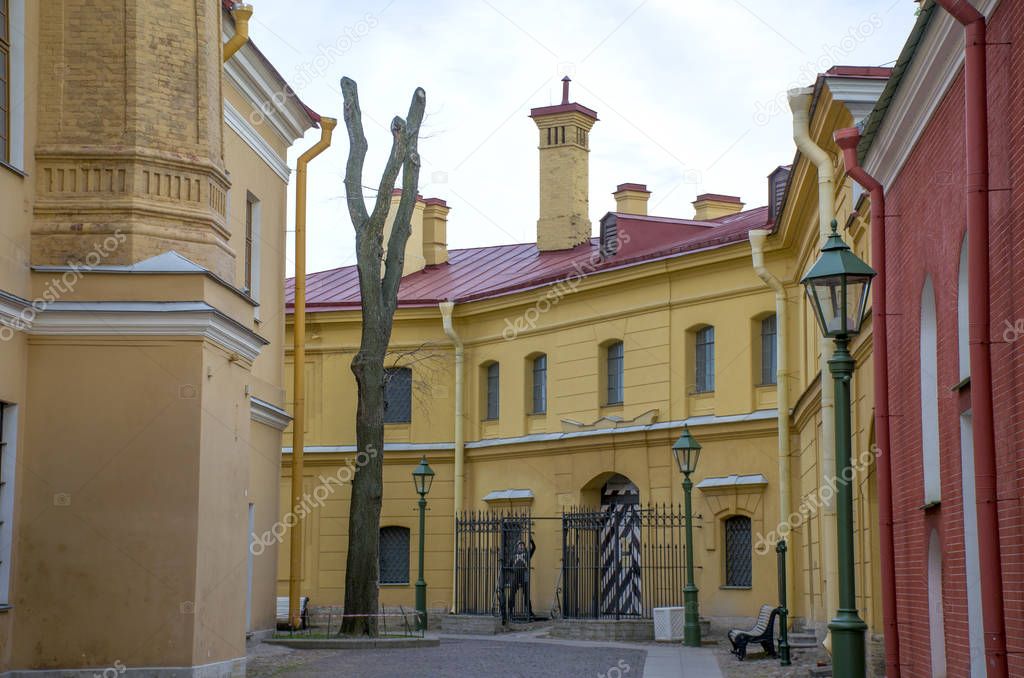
xmin=222 ymin=3 xmax=253 ymax=63
xmin=748 ymin=229 xmax=793 ymax=615
xmin=439 ymin=301 xmax=464 ymax=612
xmin=834 ymin=127 xmax=900 ymax=678
xmin=932 ymin=3 xmax=1008 ymax=676
xmin=288 ymin=117 xmax=337 ymax=629
xmin=788 ymin=87 xmax=838 ymax=630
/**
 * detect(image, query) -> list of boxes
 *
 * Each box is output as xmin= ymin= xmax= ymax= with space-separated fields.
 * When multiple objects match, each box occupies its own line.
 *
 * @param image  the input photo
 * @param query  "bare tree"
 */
xmin=338 ymin=77 xmax=425 ymax=636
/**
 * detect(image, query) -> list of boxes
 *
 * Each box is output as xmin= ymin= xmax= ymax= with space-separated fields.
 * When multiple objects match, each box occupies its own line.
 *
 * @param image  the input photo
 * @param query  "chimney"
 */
xmin=382 ymin=189 xmax=426 ymax=276
xmin=612 ymin=183 xmax=651 ymax=215
xmin=422 ymin=198 xmax=450 ymax=266
xmin=692 ymin=193 xmax=744 ymax=221
xmin=530 ymin=76 xmax=599 ymax=251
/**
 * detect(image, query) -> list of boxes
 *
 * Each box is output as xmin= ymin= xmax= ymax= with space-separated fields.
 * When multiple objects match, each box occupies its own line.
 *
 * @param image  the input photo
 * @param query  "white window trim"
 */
xmin=920 ymin=277 xmax=941 ymax=503
xmin=247 ymin=194 xmax=262 ymax=319
xmin=0 ymin=403 xmax=18 ymax=605
xmin=7 ymin=0 xmax=25 ymax=170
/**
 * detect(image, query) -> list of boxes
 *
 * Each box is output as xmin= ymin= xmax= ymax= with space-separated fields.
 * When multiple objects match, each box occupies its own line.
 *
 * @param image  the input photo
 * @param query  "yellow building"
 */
xmin=0 ymin=2 xmax=316 ymax=675
xmin=284 ymin=67 xmax=890 ymax=665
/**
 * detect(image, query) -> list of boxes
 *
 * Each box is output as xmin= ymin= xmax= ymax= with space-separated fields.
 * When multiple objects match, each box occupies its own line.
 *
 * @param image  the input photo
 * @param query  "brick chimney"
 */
xmin=530 ymin=77 xmax=598 ymax=251
xmin=692 ymin=193 xmax=744 ymax=221
xmin=422 ymin=198 xmax=450 ymax=266
xmin=612 ymin=183 xmax=651 ymax=215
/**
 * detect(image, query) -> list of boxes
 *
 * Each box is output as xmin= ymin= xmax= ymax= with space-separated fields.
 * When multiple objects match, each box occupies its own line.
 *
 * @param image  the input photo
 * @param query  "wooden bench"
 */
xmin=275 ymin=596 xmax=310 ymax=629
xmin=728 ymin=604 xmax=779 ymax=660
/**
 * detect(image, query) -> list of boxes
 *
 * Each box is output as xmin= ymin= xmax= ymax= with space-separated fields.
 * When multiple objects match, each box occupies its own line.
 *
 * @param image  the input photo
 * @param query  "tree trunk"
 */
xmin=337 ymin=77 xmax=425 ymax=636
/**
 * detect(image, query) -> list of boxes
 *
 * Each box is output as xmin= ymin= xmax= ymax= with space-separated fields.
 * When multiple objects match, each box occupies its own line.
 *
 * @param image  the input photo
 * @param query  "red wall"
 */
xmin=882 ymin=1 xmax=1024 ymax=675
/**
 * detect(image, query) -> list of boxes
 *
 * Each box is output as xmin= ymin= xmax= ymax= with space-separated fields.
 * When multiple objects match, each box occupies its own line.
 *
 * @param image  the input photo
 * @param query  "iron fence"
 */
xmin=560 ymin=503 xmax=690 ymax=619
xmin=454 ymin=509 xmax=534 ymax=622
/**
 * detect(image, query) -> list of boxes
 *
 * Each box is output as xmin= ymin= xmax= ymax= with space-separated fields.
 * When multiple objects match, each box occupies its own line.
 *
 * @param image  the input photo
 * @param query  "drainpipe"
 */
xmin=222 ymin=3 xmax=253 ymax=63
xmin=932 ymin=3 xmax=1007 ymax=676
xmin=439 ymin=300 xmax=464 ymax=612
xmin=788 ymin=87 xmax=838 ymax=630
xmin=834 ymin=127 xmax=900 ymax=678
xmin=748 ymin=229 xmax=793 ymax=616
xmin=288 ymin=117 xmax=337 ymax=629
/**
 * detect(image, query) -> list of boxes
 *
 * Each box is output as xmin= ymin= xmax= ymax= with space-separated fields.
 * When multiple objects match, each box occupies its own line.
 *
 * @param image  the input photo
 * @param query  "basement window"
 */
xmin=383 ymin=367 xmax=412 ymax=424
xmin=379 ymin=526 xmax=410 ymax=584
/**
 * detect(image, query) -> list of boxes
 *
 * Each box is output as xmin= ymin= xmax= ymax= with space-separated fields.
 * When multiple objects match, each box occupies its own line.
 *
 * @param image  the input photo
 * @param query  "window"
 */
xmin=694 ymin=326 xmax=715 ymax=393
xmin=531 ymin=354 xmax=547 ymax=414
xmin=244 ymin=193 xmax=261 ymax=298
xmin=957 ymin=233 xmax=970 ymax=381
xmin=0 ymin=404 xmax=16 ymax=604
xmin=920 ymin=277 xmax=940 ymax=503
xmin=606 ymin=341 xmax=624 ymax=405
xmin=379 ymin=526 xmax=410 ymax=584
xmin=760 ymin=315 xmax=777 ymax=386
xmin=383 ymin=367 xmax=412 ymax=424
xmin=724 ymin=515 xmax=752 ymax=587
xmin=0 ymin=0 xmax=8 ymax=163
xmin=485 ymin=363 xmax=499 ymax=420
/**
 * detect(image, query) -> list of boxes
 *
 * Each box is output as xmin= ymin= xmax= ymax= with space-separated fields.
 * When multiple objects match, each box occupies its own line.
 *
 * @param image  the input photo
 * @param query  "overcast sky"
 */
xmin=246 ymin=0 xmax=918 ymax=277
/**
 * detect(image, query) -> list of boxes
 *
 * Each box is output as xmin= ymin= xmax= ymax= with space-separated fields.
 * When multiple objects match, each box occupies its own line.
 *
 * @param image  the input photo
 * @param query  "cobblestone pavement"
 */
xmin=246 ymin=638 xmax=647 ymax=678
xmin=713 ymin=642 xmax=832 ymax=678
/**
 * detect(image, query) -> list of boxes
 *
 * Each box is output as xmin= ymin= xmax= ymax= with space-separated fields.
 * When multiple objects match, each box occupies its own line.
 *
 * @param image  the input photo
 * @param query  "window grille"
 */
xmin=724 ymin=516 xmax=752 ymax=587
xmin=379 ymin=526 xmax=410 ymax=584
xmin=383 ymin=367 xmax=412 ymax=424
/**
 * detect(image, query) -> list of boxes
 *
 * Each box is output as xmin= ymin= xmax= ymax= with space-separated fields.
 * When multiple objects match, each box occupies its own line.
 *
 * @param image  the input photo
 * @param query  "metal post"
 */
xmin=828 ymin=336 xmax=867 ymax=677
xmin=682 ymin=473 xmax=701 ymax=647
xmin=776 ymin=540 xmax=791 ymax=666
xmin=416 ymin=495 xmax=427 ymax=631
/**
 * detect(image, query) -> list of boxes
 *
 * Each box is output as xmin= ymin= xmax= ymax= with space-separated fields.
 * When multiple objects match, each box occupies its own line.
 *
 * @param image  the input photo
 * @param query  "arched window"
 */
xmin=606 ymin=341 xmax=624 ymax=405
xmin=694 ymin=326 xmax=715 ymax=393
xmin=957 ymin=233 xmax=970 ymax=380
xmin=724 ymin=515 xmax=752 ymax=587
xmin=379 ymin=526 xmax=410 ymax=584
xmin=760 ymin=315 xmax=777 ymax=386
xmin=920 ymin=277 xmax=941 ymax=503
xmin=531 ymin=354 xmax=547 ymax=414
xmin=383 ymin=367 xmax=412 ymax=424
xmin=928 ymin=529 xmax=947 ymax=677
xmin=484 ymin=362 xmax=500 ymax=420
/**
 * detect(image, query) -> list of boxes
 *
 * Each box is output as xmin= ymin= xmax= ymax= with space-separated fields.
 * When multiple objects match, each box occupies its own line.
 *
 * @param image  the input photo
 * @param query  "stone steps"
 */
xmin=808 ymin=665 xmax=832 ymax=677
xmin=788 ymin=631 xmax=819 ymax=648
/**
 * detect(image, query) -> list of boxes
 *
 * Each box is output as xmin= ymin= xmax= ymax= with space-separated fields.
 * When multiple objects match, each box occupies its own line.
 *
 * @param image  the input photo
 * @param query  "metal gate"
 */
xmin=560 ymin=504 xmax=688 ymax=619
xmin=454 ymin=509 xmax=534 ymax=622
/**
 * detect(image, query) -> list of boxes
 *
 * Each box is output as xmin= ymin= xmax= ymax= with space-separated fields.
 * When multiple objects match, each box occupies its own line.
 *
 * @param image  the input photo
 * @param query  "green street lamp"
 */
xmin=672 ymin=426 xmax=702 ymax=647
xmin=801 ymin=220 xmax=875 ymax=678
xmin=411 ymin=455 xmax=435 ymax=632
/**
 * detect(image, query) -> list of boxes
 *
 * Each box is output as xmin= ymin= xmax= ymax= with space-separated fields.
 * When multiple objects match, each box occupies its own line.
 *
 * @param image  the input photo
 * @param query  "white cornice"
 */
xmin=864 ymin=0 xmax=1000 ymax=187
xmin=0 ymin=291 xmax=31 ymax=332
xmin=251 ymin=397 xmax=292 ymax=430
xmin=29 ymin=301 xmax=268 ymax=362
xmin=281 ymin=409 xmax=779 ymax=454
xmin=222 ymin=34 xmax=313 ymax=147
xmin=824 ymin=77 xmax=887 ymax=124
xmin=224 ymin=99 xmax=292 ymax=183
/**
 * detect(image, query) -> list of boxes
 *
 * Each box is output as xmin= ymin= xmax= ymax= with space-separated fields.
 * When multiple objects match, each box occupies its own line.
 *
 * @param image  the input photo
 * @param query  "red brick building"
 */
xmin=846 ymin=0 xmax=1022 ymax=675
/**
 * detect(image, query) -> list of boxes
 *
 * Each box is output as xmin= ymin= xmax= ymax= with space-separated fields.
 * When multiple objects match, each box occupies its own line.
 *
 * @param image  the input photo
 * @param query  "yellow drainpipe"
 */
xmin=439 ymin=301 xmax=464 ymax=612
xmin=788 ymin=86 xmax=838 ymax=632
xmin=223 ymin=3 xmax=253 ymax=63
xmin=289 ymin=117 xmax=337 ymax=629
xmin=748 ymin=229 xmax=793 ymax=616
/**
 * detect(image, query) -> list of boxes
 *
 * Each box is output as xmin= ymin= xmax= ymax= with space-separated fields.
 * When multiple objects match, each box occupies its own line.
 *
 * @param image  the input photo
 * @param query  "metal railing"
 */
xmin=560 ymin=504 xmax=689 ymax=620
xmin=454 ymin=509 xmax=534 ymax=622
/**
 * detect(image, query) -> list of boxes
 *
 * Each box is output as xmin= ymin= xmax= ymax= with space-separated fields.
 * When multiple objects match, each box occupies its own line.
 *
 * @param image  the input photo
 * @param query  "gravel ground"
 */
xmin=713 ymin=643 xmax=831 ymax=678
xmin=247 ymin=638 xmax=647 ymax=678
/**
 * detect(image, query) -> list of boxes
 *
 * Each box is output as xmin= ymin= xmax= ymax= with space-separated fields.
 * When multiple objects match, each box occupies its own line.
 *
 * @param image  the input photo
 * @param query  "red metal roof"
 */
xmin=286 ymin=206 xmax=770 ymax=312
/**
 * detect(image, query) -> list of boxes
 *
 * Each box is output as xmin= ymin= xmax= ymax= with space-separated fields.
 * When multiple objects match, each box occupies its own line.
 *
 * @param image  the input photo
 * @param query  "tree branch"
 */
xmin=340 ymin=77 xmax=370 ymax=228
xmin=382 ymin=87 xmax=427 ymax=313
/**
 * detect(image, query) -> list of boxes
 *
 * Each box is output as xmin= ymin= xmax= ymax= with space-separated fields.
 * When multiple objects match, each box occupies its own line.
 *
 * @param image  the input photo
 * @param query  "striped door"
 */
xmin=600 ymin=480 xmax=641 ymax=617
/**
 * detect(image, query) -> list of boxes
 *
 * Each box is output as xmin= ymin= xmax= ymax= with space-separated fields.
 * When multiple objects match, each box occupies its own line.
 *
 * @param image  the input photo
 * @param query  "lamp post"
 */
xmin=672 ymin=426 xmax=703 ymax=647
xmin=412 ymin=455 xmax=435 ymax=632
xmin=801 ymin=220 xmax=876 ymax=678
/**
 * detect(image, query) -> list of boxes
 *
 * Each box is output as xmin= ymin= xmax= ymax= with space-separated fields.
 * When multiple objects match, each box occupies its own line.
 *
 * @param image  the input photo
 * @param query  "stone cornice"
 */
xmin=223 ymin=100 xmax=292 ymax=183
xmin=250 ymin=397 xmax=292 ymax=430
